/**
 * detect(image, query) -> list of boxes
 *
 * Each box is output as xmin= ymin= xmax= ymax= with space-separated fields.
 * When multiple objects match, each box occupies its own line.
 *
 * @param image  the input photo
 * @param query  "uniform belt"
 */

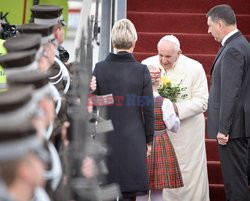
xmin=154 ymin=129 xmax=166 ymax=136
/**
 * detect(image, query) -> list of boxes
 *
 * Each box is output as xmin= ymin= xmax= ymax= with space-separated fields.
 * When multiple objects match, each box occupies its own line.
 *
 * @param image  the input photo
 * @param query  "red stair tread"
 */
xmin=135 ymin=32 xmax=220 ymax=54
xmin=127 ymin=1 xmax=250 ymax=199
xmin=207 ymin=161 xmax=223 ymax=184
xmin=209 ymin=184 xmax=226 ymax=201
xmin=132 ymin=52 xmax=154 ymax=61
xmin=206 ymin=140 xmax=220 ymax=161
xmin=128 ymin=12 xmax=250 ymax=34
xmin=127 ymin=0 xmax=250 ymax=14
xmin=135 ymin=32 xmax=250 ymax=54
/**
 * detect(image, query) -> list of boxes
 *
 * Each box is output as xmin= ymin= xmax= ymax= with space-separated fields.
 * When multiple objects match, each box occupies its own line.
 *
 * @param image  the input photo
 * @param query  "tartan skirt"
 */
xmin=147 ymin=129 xmax=183 ymax=189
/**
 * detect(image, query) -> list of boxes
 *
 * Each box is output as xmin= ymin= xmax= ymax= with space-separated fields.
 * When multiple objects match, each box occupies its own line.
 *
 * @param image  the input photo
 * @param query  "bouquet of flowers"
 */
xmin=158 ymin=75 xmax=187 ymax=102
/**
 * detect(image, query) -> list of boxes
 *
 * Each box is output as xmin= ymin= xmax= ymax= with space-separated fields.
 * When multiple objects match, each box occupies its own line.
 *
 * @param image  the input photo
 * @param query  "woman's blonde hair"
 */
xmin=111 ymin=19 xmax=137 ymax=50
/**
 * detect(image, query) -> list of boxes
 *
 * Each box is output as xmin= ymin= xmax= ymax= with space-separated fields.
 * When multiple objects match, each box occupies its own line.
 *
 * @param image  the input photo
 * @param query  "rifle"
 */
xmin=62 ymin=3 xmax=120 ymax=201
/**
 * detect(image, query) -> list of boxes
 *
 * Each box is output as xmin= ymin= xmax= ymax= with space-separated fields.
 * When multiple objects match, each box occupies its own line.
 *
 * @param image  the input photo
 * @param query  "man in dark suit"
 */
xmin=207 ymin=4 xmax=250 ymax=201
xmin=93 ymin=19 xmax=154 ymax=201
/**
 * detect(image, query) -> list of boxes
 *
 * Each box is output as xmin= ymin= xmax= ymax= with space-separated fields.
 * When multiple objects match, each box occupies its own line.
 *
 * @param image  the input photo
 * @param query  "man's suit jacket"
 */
xmin=93 ymin=51 xmax=154 ymax=193
xmin=208 ymin=31 xmax=250 ymax=139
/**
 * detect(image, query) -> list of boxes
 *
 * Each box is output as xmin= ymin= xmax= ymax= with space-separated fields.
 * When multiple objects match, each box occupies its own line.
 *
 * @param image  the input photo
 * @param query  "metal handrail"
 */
xmin=74 ymin=0 xmax=92 ymax=51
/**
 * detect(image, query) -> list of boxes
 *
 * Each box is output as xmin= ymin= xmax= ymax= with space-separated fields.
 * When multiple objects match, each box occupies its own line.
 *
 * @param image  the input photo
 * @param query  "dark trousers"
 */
xmin=119 ymin=197 xmax=136 ymax=201
xmin=112 ymin=194 xmax=136 ymax=201
xmin=247 ymin=139 xmax=250 ymax=185
xmin=120 ymin=192 xmax=136 ymax=201
xmin=218 ymin=138 xmax=250 ymax=201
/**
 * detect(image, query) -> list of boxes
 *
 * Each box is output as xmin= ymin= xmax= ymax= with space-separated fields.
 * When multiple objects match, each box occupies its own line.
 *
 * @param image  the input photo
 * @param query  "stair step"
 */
xmin=127 ymin=1 xmax=247 ymax=200
xmin=127 ymin=0 xmax=250 ymax=14
xmin=128 ymin=11 xmax=250 ymax=34
xmin=206 ymin=139 xmax=220 ymax=161
xmin=188 ymin=54 xmax=214 ymax=75
xmin=135 ymin=32 xmax=250 ymax=55
xmin=209 ymin=184 xmax=226 ymax=201
xmin=135 ymin=32 xmax=219 ymax=54
xmin=207 ymin=161 xmax=223 ymax=184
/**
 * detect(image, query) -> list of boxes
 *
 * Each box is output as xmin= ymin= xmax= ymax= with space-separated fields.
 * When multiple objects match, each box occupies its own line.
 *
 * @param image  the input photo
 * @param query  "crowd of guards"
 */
xmin=0 ymin=4 xmax=96 ymax=201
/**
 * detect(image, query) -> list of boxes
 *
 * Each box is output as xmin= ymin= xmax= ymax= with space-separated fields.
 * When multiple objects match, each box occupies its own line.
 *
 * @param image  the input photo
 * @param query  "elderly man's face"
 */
xmin=158 ymin=40 xmax=180 ymax=70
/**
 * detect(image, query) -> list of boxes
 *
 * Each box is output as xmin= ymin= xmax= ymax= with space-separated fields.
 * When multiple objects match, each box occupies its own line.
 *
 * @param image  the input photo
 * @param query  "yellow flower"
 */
xmin=158 ymin=76 xmax=187 ymax=102
xmin=161 ymin=76 xmax=171 ymax=85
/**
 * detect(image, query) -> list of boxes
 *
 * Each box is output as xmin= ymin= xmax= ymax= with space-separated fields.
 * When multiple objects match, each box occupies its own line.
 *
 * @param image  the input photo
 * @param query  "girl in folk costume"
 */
xmin=137 ymin=66 xmax=183 ymax=201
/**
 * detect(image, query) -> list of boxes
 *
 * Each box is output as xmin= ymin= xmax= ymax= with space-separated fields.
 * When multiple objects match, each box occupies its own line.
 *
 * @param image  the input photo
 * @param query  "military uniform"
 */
xmin=0 ymin=84 xmax=50 ymax=201
xmin=31 ymin=5 xmax=71 ymax=95
xmin=30 ymin=5 xmax=72 ymax=157
xmin=17 ymin=23 xmax=56 ymax=73
xmin=17 ymin=23 xmax=66 ymax=116
xmin=7 ymin=71 xmax=61 ymax=138
xmin=0 ymin=121 xmax=49 ymax=201
xmin=6 ymin=72 xmax=63 ymax=191
xmin=0 ymin=48 xmax=63 ymax=200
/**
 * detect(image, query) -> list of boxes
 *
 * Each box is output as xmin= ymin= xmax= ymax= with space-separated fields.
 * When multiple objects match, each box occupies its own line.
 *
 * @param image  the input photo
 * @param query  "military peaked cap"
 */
xmin=31 ymin=5 xmax=66 ymax=26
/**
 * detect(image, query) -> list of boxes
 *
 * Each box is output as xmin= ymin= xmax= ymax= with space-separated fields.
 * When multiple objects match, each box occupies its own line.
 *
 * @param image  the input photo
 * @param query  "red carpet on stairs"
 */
xmin=127 ymin=0 xmax=250 ymax=200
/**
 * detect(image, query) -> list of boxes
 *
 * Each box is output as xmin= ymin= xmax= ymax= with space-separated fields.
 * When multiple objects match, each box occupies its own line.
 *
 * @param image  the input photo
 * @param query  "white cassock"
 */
xmin=142 ymin=55 xmax=210 ymax=201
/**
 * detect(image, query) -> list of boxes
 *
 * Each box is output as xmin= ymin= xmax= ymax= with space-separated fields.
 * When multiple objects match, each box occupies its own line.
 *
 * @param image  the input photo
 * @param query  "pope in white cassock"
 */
xmin=142 ymin=35 xmax=210 ymax=201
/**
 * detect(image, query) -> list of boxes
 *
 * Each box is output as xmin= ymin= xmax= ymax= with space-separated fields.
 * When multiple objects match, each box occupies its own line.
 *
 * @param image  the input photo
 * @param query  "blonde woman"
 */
xmin=92 ymin=19 xmax=154 ymax=201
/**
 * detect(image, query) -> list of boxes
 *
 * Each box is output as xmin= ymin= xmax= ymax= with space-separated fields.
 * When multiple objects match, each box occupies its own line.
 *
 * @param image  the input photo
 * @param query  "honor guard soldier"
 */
xmin=3 ymin=34 xmax=62 ymax=118
xmin=6 ymin=29 xmax=63 ymax=123
xmin=17 ymin=24 xmax=56 ymax=72
xmin=0 ymin=48 xmax=62 ymax=152
xmin=18 ymin=22 xmax=68 ymax=95
xmin=17 ymin=23 xmax=70 ymax=152
xmin=30 ymin=5 xmax=72 ymax=154
xmin=0 ymin=85 xmax=50 ymax=201
xmin=7 ymin=71 xmax=60 ymax=139
xmin=31 ymin=5 xmax=70 ymax=95
xmin=0 ymin=120 xmax=49 ymax=201
xmin=4 ymin=74 xmax=63 ymax=200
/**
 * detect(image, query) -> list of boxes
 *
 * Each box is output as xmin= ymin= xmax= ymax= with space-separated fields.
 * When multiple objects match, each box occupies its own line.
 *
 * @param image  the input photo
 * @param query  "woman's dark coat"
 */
xmin=93 ymin=52 xmax=154 ymax=193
